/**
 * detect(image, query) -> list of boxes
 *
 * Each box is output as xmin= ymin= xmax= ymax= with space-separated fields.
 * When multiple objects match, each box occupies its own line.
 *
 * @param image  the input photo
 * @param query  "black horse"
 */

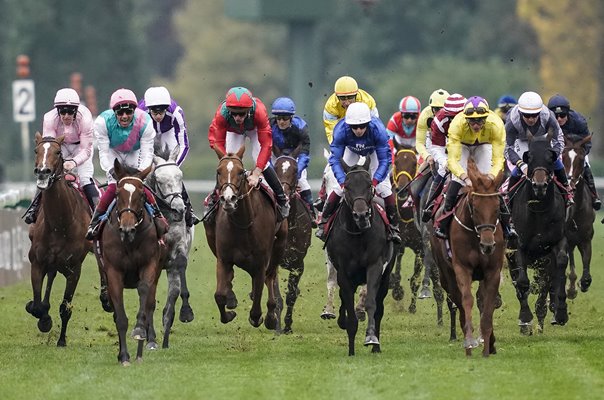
xmin=325 ymin=160 xmax=396 ymax=356
xmin=508 ymin=132 xmax=569 ymax=335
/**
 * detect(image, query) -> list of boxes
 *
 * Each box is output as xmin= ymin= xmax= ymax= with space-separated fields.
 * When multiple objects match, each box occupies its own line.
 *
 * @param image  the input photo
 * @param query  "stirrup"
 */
xmin=434 ymin=227 xmax=448 ymax=240
xmin=315 ymin=224 xmax=327 ymax=242
xmin=86 ymin=224 xmax=100 ymax=240
xmin=593 ymin=198 xmax=602 ymax=211
xmin=277 ymin=201 xmax=290 ymax=221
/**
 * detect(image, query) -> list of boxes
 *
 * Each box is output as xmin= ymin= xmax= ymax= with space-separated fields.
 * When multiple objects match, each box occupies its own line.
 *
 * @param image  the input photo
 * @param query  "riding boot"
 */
xmin=314 ymin=179 xmax=327 ymax=211
xmin=434 ymin=181 xmax=462 ymax=239
xmin=421 ymin=175 xmax=444 ymax=222
xmin=554 ymin=168 xmax=574 ymax=207
xmin=263 ymin=165 xmax=290 ymax=221
xmin=500 ymin=197 xmax=518 ymax=248
xmin=85 ymin=209 xmax=104 ymax=240
xmin=300 ymin=189 xmax=318 ymax=227
xmin=23 ymin=189 xmax=42 ymax=224
xmin=182 ymin=185 xmax=201 ymax=227
xmin=202 ymin=189 xmax=219 ymax=223
xmin=150 ymin=202 xmax=169 ymax=237
xmin=82 ymin=183 xmax=100 ymax=210
xmin=315 ymin=191 xmax=341 ymax=242
xmin=385 ymin=200 xmax=402 ymax=245
xmin=583 ymin=165 xmax=601 ymax=210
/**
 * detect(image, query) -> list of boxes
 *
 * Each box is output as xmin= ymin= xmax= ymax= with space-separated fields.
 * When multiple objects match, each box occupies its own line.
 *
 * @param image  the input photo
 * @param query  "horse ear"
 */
xmin=467 ymin=158 xmax=478 ymax=182
xmin=153 ymin=155 xmax=164 ymax=166
xmin=236 ymin=145 xmax=245 ymax=159
xmin=35 ymin=131 xmax=42 ymax=144
xmin=323 ymin=148 xmax=330 ymax=160
xmin=169 ymin=145 xmax=180 ymax=162
xmin=494 ymin=169 xmax=504 ymax=187
xmin=580 ymin=134 xmax=592 ymax=147
xmin=114 ymin=159 xmax=123 ymax=178
xmin=361 ymin=156 xmax=371 ymax=171
xmin=341 ymin=158 xmax=351 ymax=174
xmin=522 ymin=151 xmax=529 ymax=163
xmin=214 ymin=147 xmax=225 ymax=159
xmin=56 ymin=135 xmax=65 ymax=146
xmin=139 ymin=164 xmax=153 ymax=180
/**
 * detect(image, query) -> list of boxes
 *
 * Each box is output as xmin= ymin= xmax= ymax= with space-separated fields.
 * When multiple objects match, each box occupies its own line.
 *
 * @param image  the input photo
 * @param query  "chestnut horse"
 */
xmin=431 ymin=159 xmax=505 ymax=356
xmin=95 ymin=159 xmax=162 ymax=365
xmin=203 ymin=147 xmax=288 ymax=330
xmin=274 ymin=156 xmax=312 ymax=334
xmin=26 ymin=132 xmax=91 ymax=346
xmin=562 ymin=135 xmax=595 ymax=298
xmin=326 ymin=161 xmax=396 ymax=356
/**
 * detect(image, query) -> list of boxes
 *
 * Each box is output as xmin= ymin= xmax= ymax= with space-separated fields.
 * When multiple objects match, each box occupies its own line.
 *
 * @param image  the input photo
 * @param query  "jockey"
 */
xmin=24 ymin=88 xmax=98 ymax=224
xmin=269 ymin=96 xmax=316 ymax=218
xmin=505 ymin=91 xmax=574 ymax=207
xmin=547 ymin=94 xmax=601 ymax=210
xmin=421 ymin=93 xmax=466 ymax=222
xmin=434 ymin=96 xmax=514 ymax=240
xmin=316 ymin=102 xmax=401 ymax=244
xmin=85 ymin=88 xmax=169 ymax=240
xmin=206 ymin=86 xmax=290 ymax=221
xmin=495 ymin=95 xmax=517 ymax=123
xmin=415 ymin=88 xmax=449 ymax=169
xmin=139 ymin=86 xmax=201 ymax=226
xmin=386 ymin=96 xmax=421 ymax=148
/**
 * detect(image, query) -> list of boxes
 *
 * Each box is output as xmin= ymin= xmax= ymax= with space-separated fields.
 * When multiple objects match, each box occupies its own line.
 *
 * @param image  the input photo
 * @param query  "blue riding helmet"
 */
xmin=271 ymin=97 xmax=296 ymax=115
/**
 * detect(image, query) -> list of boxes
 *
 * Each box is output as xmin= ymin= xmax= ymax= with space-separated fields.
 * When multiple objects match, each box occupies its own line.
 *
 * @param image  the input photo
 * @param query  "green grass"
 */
xmin=1 ymin=220 xmax=604 ymax=400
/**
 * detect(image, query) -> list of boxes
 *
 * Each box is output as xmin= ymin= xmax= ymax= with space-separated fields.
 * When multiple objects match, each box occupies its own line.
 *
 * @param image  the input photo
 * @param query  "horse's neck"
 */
xmin=41 ymin=180 xmax=80 ymax=225
xmin=230 ymin=184 xmax=255 ymax=224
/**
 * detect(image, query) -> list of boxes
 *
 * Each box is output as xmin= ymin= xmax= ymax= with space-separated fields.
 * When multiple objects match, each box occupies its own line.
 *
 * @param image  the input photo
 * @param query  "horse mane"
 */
xmin=467 ymin=158 xmax=503 ymax=192
xmin=154 ymin=143 xmax=171 ymax=160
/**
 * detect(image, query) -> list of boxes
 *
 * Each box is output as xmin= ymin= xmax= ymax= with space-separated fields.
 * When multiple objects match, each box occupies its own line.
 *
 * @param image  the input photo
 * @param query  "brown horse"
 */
xmin=562 ymin=135 xmax=595 ymax=298
xmin=203 ymin=147 xmax=288 ymax=330
xmin=26 ymin=132 xmax=91 ymax=346
xmin=273 ymin=155 xmax=312 ymax=334
xmin=95 ymin=159 xmax=162 ymax=365
xmin=431 ymin=159 xmax=505 ymax=356
xmin=391 ymin=142 xmax=444 ymax=324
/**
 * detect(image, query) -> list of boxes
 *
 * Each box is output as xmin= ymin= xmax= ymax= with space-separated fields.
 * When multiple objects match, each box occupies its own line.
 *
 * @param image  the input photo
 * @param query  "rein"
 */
xmin=115 ymin=176 xmax=145 ymax=227
xmin=454 ymin=191 xmax=500 ymax=237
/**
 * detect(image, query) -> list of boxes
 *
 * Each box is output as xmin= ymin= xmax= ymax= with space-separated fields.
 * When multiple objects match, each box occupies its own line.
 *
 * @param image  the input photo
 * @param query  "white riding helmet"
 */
xmin=345 ymin=102 xmax=372 ymax=125
xmin=54 ymin=88 xmax=80 ymax=107
xmin=144 ymin=86 xmax=171 ymax=107
xmin=517 ymin=91 xmax=543 ymax=114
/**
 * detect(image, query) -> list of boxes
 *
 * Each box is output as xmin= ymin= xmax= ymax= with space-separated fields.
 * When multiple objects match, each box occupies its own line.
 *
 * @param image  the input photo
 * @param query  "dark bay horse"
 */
xmin=508 ymin=132 xmax=568 ymax=335
xmin=26 ymin=132 xmax=91 ymax=346
xmin=432 ymin=159 xmax=505 ymax=356
xmin=144 ymin=145 xmax=194 ymax=348
xmin=274 ymin=156 xmax=312 ymax=334
xmin=326 ymin=161 xmax=396 ymax=356
xmin=203 ymin=147 xmax=288 ymax=330
xmin=562 ymin=135 xmax=595 ymax=298
xmin=391 ymin=143 xmax=444 ymax=324
xmin=95 ymin=159 xmax=162 ymax=365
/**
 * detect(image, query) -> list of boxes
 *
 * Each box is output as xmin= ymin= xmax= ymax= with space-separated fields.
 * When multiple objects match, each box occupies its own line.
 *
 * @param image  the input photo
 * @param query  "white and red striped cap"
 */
xmin=443 ymin=94 xmax=467 ymax=116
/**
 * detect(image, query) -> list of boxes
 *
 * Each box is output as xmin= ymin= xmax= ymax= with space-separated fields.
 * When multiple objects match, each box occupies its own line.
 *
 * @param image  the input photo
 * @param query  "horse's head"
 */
xmin=113 ymin=159 xmax=152 ymax=243
xmin=526 ymin=132 xmax=556 ymax=198
xmin=342 ymin=158 xmax=374 ymax=230
xmin=33 ymin=132 xmax=65 ymax=190
xmin=150 ymin=145 xmax=185 ymax=219
xmin=215 ymin=146 xmax=247 ymax=213
xmin=467 ymin=159 xmax=503 ymax=255
xmin=274 ymin=156 xmax=298 ymax=199
xmin=562 ymin=135 xmax=590 ymax=186
xmin=392 ymin=145 xmax=418 ymax=201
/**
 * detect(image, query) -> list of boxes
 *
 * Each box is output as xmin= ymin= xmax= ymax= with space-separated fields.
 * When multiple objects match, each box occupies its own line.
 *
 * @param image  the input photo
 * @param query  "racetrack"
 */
xmin=1 ymin=222 xmax=603 ymax=399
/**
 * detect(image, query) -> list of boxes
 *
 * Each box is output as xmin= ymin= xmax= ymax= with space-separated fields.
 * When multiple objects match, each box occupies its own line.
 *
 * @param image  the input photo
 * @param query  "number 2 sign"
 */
xmin=12 ymin=79 xmax=36 ymax=123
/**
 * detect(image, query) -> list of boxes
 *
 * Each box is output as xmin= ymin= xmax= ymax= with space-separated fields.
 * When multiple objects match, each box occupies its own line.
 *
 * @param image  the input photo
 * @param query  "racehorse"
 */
xmin=325 ymin=160 xmax=396 ymax=356
xmin=95 ymin=159 xmax=162 ymax=365
xmin=432 ymin=159 xmax=505 ymax=356
xmin=273 ymin=156 xmax=312 ymax=334
xmin=391 ymin=142 xmax=444 ymax=324
xmin=561 ymin=135 xmax=595 ymax=298
xmin=508 ymin=132 xmax=568 ymax=334
xmin=203 ymin=146 xmax=288 ymax=330
xmin=144 ymin=145 xmax=195 ymax=348
xmin=26 ymin=132 xmax=91 ymax=346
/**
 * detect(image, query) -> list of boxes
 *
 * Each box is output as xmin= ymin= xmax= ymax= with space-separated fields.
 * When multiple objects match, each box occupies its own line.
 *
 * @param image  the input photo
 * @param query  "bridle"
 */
xmin=455 ymin=191 xmax=501 ymax=237
xmin=152 ymin=162 xmax=183 ymax=208
xmin=344 ymin=168 xmax=375 ymax=220
xmin=34 ymin=138 xmax=64 ymax=187
xmin=217 ymin=156 xmax=256 ymax=201
xmin=115 ymin=176 xmax=145 ymax=228
xmin=276 ymin=156 xmax=299 ymax=197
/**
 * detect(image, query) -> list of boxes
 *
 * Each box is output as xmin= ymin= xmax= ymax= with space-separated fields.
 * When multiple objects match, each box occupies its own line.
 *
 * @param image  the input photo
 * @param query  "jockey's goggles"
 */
xmin=149 ymin=106 xmax=168 ymax=114
xmin=337 ymin=94 xmax=357 ymax=101
xmin=58 ymin=107 xmax=77 ymax=116
xmin=229 ymin=110 xmax=248 ymax=117
xmin=467 ymin=117 xmax=487 ymax=125
xmin=114 ymin=106 xmax=134 ymax=116
xmin=555 ymin=112 xmax=568 ymax=119
xmin=350 ymin=123 xmax=368 ymax=130
xmin=520 ymin=112 xmax=539 ymax=119
xmin=275 ymin=115 xmax=292 ymax=121
xmin=402 ymin=113 xmax=418 ymax=120
xmin=464 ymin=107 xmax=488 ymax=117
xmin=431 ymin=107 xmax=443 ymax=115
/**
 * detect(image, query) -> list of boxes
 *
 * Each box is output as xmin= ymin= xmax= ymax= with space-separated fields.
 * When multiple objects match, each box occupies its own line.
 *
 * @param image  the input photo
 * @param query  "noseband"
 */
xmin=455 ymin=191 xmax=500 ymax=237
xmin=217 ymin=156 xmax=256 ymax=201
xmin=344 ymin=169 xmax=375 ymax=217
xmin=116 ymin=176 xmax=145 ymax=227
xmin=152 ymin=162 xmax=183 ymax=208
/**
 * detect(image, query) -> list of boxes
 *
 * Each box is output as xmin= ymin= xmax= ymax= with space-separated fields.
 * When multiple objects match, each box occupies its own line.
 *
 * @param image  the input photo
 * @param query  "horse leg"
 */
xmin=578 ymin=241 xmax=592 ymax=293
xmin=390 ymin=250 xmax=404 ymax=301
xmin=566 ymin=247 xmax=578 ymax=299
xmin=273 ymin=275 xmax=284 ymax=333
xmin=263 ymin=263 xmax=278 ymax=331
xmin=552 ymin=246 xmax=569 ymax=326
xmin=430 ymin=264 xmax=445 ymax=326
xmin=451 ymin=262 xmax=477 ymax=356
xmin=355 ymin=285 xmax=367 ymax=322
xmin=106 ymin=269 xmax=130 ymax=365
xmin=39 ymin=269 xmax=56 ymax=332
xmin=419 ymin=254 xmax=432 ymax=299
xmin=135 ymin=266 xmax=160 ymax=361
xmin=247 ymin=268 xmax=265 ymax=328
xmin=177 ymin=254 xmax=195 ymax=323
xmin=363 ymin=267 xmax=381 ymax=348
xmin=479 ymin=271 xmax=501 ymax=357
xmin=512 ymin=254 xmax=534 ymax=335
xmin=337 ymin=280 xmax=358 ymax=356
xmin=370 ymin=271 xmax=391 ymax=354
xmin=283 ymin=264 xmax=303 ymax=334
xmin=94 ymin=245 xmax=113 ymax=313
xmin=408 ymin=254 xmax=422 ymax=313
xmin=162 ymin=267 xmax=181 ymax=349
xmin=26 ymin=263 xmax=52 ymax=333
xmin=321 ymin=258 xmax=337 ymax=319
xmin=215 ymin=260 xmax=236 ymax=323
xmin=446 ymin=296 xmax=458 ymax=341
xmin=57 ymin=267 xmax=82 ymax=347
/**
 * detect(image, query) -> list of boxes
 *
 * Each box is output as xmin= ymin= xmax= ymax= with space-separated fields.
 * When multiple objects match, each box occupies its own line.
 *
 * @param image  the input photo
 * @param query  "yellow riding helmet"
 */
xmin=429 ymin=89 xmax=450 ymax=108
xmin=334 ymin=76 xmax=359 ymax=96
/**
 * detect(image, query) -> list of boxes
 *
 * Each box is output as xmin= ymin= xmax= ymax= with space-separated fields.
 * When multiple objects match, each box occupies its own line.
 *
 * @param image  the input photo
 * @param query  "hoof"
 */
xmin=220 ymin=310 xmax=237 ymax=324
xmin=264 ymin=313 xmax=277 ymax=330
xmin=131 ymin=327 xmax=146 ymax=341
xmin=519 ymin=324 xmax=533 ymax=336
xmin=355 ymin=309 xmax=366 ymax=322
xmin=494 ymin=293 xmax=503 ymax=309
xmin=179 ymin=306 xmax=195 ymax=323
xmin=320 ymin=310 xmax=336 ymax=320
xmin=567 ymin=288 xmax=577 ymax=300
xmin=226 ymin=293 xmax=238 ymax=310
xmin=408 ymin=303 xmax=417 ymax=314
xmin=463 ymin=338 xmax=479 ymax=349
xmin=364 ymin=335 xmax=379 ymax=346
xmin=38 ymin=315 xmax=52 ymax=333
xmin=418 ymin=287 xmax=432 ymax=299
xmin=283 ymin=326 xmax=293 ymax=335
xmin=57 ymin=338 xmax=66 ymax=347
xmin=580 ymin=278 xmax=592 ymax=293
xmin=391 ymin=286 xmax=404 ymax=301
xmin=147 ymin=341 xmax=158 ymax=350
xmin=249 ymin=315 xmax=263 ymax=328
xmin=25 ymin=301 xmax=34 ymax=315
xmin=121 ymin=360 xmax=131 ymax=367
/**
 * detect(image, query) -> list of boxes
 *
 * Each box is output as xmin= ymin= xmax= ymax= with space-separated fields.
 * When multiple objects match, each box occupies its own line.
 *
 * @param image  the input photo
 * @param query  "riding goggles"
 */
xmin=58 ymin=107 xmax=77 ymax=116
xmin=464 ymin=107 xmax=488 ymax=116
